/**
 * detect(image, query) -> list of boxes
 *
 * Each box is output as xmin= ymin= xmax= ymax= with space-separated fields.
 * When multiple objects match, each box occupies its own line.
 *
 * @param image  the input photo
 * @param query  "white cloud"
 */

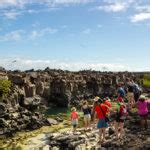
xmin=0 ymin=57 xmax=134 ymax=71
xmin=0 ymin=0 xmax=26 ymax=8
xmin=0 ymin=30 xmax=25 ymax=42
xmin=135 ymin=5 xmax=150 ymax=12
xmin=30 ymin=27 xmax=58 ymax=39
xmin=131 ymin=13 xmax=150 ymax=22
xmin=0 ymin=27 xmax=58 ymax=42
xmin=45 ymin=0 xmax=93 ymax=6
xmin=0 ymin=0 xmax=93 ymax=20
xmin=4 ymin=11 xmax=21 ymax=19
xmin=0 ymin=0 xmax=93 ymax=9
xmin=96 ymin=3 xmax=127 ymax=12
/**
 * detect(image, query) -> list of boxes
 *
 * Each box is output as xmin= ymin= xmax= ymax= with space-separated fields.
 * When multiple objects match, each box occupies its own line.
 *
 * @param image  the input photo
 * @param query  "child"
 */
xmin=136 ymin=95 xmax=150 ymax=130
xmin=82 ymin=100 xmax=91 ymax=130
xmin=71 ymin=107 xmax=78 ymax=133
xmin=115 ymin=100 xmax=128 ymax=139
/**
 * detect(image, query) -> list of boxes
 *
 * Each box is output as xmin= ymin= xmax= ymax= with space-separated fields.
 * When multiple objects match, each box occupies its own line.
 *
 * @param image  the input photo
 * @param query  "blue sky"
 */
xmin=0 ymin=0 xmax=150 ymax=71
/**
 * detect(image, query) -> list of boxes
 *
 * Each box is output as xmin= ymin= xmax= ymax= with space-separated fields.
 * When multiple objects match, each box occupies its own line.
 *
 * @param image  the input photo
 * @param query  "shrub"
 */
xmin=0 ymin=80 xmax=11 ymax=99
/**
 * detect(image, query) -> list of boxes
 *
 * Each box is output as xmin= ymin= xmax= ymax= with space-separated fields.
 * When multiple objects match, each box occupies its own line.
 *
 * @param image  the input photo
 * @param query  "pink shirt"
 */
xmin=137 ymin=100 xmax=150 ymax=115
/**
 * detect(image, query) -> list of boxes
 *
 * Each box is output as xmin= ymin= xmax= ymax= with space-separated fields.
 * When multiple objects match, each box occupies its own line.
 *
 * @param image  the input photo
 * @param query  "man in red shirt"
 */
xmin=94 ymin=99 xmax=109 ymax=143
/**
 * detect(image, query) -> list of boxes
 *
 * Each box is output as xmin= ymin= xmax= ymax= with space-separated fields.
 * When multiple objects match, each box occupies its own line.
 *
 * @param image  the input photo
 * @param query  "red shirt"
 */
xmin=95 ymin=104 xmax=108 ymax=119
xmin=71 ymin=111 xmax=78 ymax=119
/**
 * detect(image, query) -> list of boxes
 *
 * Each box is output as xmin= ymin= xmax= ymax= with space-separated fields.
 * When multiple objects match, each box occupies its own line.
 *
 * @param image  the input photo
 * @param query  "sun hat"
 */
xmin=71 ymin=107 xmax=76 ymax=111
xmin=94 ymin=96 xmax=100 ymax=101
xmin=139 ymin=95 xmax=146 ymax=100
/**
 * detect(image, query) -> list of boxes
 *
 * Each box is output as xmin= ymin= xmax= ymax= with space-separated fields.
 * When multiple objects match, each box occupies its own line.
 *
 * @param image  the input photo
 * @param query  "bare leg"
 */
xmin=140 ymin=119 xmax=144 ymax=129
xmin=84 ymin=119 xmax=88 ymax=130
xmin=144 ymin=117 xmax=148 ymax=130
xmin=119 ymin=122 xmax=124 ymax=138
xmin=99 ymin=129 xmax=103 ymax=142
xmin=102 ymin=128 xmax=106 ymax=141
xmin=114 ymin=121 xmax=119 ymax=139
xmin=87 ymin=119 xmax=90 ymax=129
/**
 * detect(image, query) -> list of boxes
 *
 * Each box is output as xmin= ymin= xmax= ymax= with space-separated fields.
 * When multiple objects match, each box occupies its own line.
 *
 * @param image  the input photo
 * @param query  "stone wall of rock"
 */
xmin=0 ymin=102 xmax=50 ymax=137
xmin=0 ymin=69 xmax=146 ymax=108
xmin=0 ymin=69 xmax=149 ymax=136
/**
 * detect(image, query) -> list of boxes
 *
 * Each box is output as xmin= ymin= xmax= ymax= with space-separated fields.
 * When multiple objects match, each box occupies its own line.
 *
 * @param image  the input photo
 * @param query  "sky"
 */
xmin=0 ymin=0 xmax=150 ymax=71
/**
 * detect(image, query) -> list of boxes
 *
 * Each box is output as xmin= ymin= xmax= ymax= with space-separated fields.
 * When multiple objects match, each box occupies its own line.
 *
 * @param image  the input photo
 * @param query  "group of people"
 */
xmin=70 ymin=80 xmax=150 ymax=143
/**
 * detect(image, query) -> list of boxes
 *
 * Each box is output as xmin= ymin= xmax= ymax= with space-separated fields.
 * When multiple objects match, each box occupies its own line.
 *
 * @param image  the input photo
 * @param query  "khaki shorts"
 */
xmin=84 ymin=114 xmax=91 ymax=122
xmin=127 ymin=92 xmax=134 ymax=102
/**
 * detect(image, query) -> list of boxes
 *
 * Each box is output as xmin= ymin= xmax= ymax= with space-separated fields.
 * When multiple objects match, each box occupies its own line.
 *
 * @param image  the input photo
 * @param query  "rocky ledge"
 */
xmin=0 ymin=102 xmax=51 ymax=137
xmin=23 ymin=112 xmax=150 ymax=150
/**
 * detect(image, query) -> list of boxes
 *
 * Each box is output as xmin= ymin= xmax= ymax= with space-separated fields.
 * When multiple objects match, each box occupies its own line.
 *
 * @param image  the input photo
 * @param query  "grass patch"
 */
xmin=143 ymin=74 xmax=150 ymax=86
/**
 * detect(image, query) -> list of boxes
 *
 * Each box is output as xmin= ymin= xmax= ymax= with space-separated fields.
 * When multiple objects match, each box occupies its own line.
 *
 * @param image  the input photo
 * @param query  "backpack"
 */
xmin=117 ymin=103 xmax=128 ymax=119
xmin=133 ymin=84 xmax=141 ymax=94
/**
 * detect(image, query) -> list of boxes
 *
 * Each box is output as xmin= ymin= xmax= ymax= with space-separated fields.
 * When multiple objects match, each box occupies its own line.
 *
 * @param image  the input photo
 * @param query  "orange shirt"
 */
xmin=104 ymin=100 xmax=111 ymax=113
xmin=104 ymin=100 xmax=111 ymax=108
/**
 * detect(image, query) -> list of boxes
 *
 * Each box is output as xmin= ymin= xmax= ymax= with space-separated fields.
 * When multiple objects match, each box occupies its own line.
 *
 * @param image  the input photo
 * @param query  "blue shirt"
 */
xmin=118 ymin=87 xmax=125 ymax=98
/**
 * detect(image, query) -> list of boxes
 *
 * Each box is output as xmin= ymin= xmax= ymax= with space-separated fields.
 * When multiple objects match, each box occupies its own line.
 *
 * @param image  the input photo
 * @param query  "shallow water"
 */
xmin=45 ymin=106 xmax=70 ymax=116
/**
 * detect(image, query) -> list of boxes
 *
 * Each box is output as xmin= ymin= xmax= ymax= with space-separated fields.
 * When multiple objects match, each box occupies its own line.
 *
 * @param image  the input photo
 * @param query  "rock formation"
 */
xmin=0 ymin=68 xmax=149 ymax=136
xmin=2 ymin=69 xmax=145 ymax=107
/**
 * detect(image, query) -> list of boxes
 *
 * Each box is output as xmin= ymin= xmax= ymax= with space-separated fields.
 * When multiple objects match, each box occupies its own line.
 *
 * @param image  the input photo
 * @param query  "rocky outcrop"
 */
xmin=0 ymin=69 xmax=149 ymax=136
xmin=0 ymin=102 xmax=50 ymax=137
xmin=24 ymin=112 xmax=149 ymax=150
xmin=0 ymin=69 xmax=147 ymax=108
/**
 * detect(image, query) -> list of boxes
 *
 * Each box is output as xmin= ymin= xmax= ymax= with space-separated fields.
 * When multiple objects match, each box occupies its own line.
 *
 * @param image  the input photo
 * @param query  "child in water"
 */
xmin=71 ymin=107 xmax=78 ymax=134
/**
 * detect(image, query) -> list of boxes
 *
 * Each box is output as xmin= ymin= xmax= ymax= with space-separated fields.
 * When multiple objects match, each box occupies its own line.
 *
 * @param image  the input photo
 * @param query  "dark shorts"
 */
xmin=97 ymin=119 xmax=108 ymax=128
xmin=140 ymin=114 xmax=148 ymax=118
xmin=115 ymin=117 xmax=124 ymax=123
xmin=73 ymin=124 xmax=77 ymax=128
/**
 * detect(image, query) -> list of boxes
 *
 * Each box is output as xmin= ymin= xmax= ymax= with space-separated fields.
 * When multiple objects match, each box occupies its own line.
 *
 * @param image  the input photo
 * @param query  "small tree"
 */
xmin=0 ymin=80 xmax=11 ymax=100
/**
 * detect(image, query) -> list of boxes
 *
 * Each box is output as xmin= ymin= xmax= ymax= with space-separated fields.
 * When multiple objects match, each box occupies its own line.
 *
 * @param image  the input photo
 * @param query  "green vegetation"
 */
xmin=143 ymin=74 xmax=150 ymax=86
xmin=0 ymin=80 xmax=11 ymax=99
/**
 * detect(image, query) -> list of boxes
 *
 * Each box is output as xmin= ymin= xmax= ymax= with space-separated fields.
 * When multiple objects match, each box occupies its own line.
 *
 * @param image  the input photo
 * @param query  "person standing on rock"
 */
xmin=91 ymin=96 xmax=99 ymax=126
xmin=126 ymin=79 xmax=135 ymax=109
xmin=71 ymin=107 xmax=79 ymax=134
xmin=133 ymin=82 xmax=142 ymax=102
xmin=82 ymin=100 xmax=91 ymax=131
xmin=136 ymin=95 xmax=150 ymax=130
xmin=117 ymin=82 xmax=125 ymax=99
xmin=114 ymin=98 xmax=128 ymax=139
xmin=94 ymin=99 xmax=109 ymax=143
